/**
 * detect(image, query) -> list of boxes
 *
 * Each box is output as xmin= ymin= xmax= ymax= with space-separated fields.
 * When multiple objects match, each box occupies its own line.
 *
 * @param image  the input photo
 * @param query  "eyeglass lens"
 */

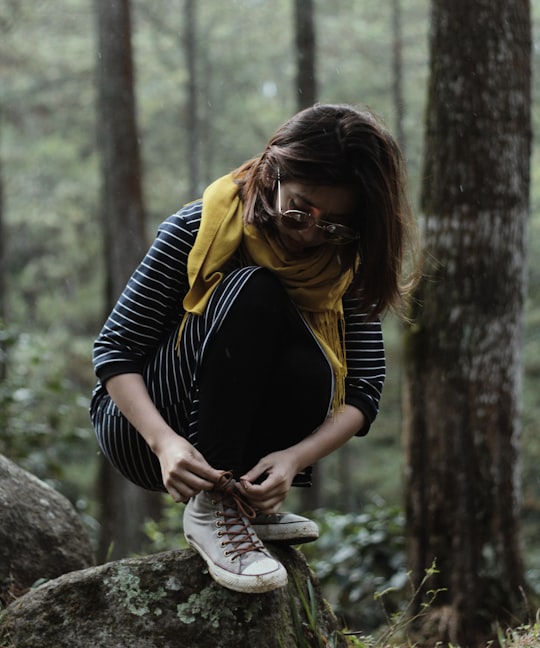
xmin=276 ymin=176 xmax=358 ymax=243
xmin=280 ymin=210 xmax=313 ymax=230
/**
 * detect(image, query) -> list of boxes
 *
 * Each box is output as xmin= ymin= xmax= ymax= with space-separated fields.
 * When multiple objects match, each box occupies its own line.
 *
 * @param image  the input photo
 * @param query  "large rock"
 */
xmin=0 ymin=454 xmax=94 ymax=606
xmin=0 ymin=546 xmax=347 ymax=647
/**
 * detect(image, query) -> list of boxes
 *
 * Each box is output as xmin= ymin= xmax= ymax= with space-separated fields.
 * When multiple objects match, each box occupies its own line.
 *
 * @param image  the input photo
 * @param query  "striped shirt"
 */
xmin=92 ymin=200 xmax=386 ymax=435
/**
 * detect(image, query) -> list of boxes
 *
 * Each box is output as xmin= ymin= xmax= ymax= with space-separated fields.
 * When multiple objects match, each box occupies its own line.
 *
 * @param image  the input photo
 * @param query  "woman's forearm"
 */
xmin=105 ymin=373 xmax=223 ymax=499
xmin=105 ymin=373 xmax=180 ymax=454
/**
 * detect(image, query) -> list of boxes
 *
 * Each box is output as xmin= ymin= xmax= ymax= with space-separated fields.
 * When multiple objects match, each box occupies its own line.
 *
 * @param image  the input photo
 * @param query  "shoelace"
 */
xmin=213 ymin=471 xmax=266 ymax=560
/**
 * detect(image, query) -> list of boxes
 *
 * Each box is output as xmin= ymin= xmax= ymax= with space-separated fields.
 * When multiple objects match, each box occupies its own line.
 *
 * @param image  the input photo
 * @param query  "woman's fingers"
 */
xmin=239 ymin=477 xmax=287 ymax=513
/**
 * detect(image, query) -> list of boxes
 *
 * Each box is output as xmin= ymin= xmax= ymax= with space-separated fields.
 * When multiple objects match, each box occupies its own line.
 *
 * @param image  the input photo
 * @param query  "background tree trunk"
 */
xmin=294 ymin=0 xmax=317 ymax=109
xmin=391 ymin=0 xmax=406 ymax=155
xmin=294 ymin=0 xmax=323 ymax=513
xmin=403 ymin=0 xmax=532 ymax=645
xmin=0 ymin=117 xmax=6 ymax=384
xmin=94 ymin=0 xmax=162 ymax=562
xmin=183 ymin=0 xmax=200 ymax=197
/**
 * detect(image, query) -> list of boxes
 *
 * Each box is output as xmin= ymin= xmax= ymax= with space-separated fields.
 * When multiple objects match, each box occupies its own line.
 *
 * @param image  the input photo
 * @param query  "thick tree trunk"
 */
xmin=0 ymin=117 xmax=5 ymax=384
xmin=403 ymin=0 xmax=532 ymax=645
xmin=94 ymin=0 xmax=162 ymax=561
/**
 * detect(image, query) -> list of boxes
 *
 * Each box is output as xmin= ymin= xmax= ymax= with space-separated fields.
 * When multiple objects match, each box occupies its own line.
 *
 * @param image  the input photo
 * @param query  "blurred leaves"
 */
xmin=0 ymin=322 xmax=95 ymax=494
xmin=301 ymin=506 xmax=407 ymax=631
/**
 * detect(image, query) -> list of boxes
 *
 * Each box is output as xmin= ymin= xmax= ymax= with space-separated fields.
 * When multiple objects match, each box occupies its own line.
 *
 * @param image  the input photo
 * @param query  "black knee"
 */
xmin=231 ymin=268 xmax=290 ymax=319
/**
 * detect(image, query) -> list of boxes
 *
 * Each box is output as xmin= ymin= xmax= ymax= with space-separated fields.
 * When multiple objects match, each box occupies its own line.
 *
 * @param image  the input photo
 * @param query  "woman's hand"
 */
xmin=238 ymin=406 xmax=366 ymax=513
xmin=154 ymin=434 xmax=223 ymax=503
xmin=238 ymin=449 xmax=301 ymax=514
xmin=105 ymin=373 xmax=222 ymax=503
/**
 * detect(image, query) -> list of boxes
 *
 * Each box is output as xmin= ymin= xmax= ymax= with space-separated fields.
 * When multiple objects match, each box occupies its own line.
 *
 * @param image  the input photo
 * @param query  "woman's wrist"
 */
xmin=148 ymin=425 xmax=188 ymax=456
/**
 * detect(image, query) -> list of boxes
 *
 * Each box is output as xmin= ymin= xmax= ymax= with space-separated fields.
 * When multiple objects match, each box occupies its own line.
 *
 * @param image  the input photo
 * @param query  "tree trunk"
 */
xmin=391 ymin=0 xmax=406 ymax=155
xmin=94 ymin=0 xmax=162 ymax=562
xmin=183 ymin=0 xmax=200 ymax=198
xmin=0 ymin=116 xmax=6 ymax=384
xmin=403 ymin=0 xmax=532 ymax=645
xmin=294 ymin=0 xmax=317 ymax=109
xmin=293 ymin=0 xmax=322 ymax=513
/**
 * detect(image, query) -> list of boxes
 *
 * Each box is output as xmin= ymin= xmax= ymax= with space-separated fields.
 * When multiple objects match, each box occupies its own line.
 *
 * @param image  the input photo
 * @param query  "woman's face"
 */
xmin=273 ymin=181 xmax=358 ymax=254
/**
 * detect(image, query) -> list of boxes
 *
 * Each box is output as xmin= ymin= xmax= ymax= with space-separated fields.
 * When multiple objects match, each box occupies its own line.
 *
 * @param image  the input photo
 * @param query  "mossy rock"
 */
xmin=0 ymin=546 xmax=347 ymax=647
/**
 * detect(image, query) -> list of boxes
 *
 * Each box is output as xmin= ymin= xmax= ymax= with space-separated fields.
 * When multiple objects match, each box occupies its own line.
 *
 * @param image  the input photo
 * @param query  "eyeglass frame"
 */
xmin=275 ymin=176 xmax=360 ymax=245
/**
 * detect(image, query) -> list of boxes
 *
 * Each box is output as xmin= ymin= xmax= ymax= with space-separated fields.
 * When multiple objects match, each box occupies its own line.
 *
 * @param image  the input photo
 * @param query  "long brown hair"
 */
xmin=234 ymin=103 xmax=418 ymax=320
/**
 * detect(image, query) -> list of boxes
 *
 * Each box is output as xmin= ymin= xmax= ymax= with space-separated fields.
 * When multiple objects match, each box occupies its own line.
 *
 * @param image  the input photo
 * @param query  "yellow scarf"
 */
xmin=181 ymin=174 xmax=354 ymax=412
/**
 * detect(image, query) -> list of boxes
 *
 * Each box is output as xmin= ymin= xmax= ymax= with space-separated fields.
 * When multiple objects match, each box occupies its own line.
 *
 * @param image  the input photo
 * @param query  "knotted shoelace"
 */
xmin=212 ymin=471 xmax=267 ymax=560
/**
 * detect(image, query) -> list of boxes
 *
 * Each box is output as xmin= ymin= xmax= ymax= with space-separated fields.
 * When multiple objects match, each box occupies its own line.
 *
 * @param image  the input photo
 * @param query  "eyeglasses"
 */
xmin=275 ymin=178 xmax=360 ymax=245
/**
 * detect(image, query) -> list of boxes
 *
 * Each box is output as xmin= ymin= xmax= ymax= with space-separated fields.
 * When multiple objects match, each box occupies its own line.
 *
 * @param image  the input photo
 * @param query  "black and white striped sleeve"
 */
xmin=343 ymin=296 xmax=386 ymax=436
xmin=92 ymin=202 xmax=203 ymax=385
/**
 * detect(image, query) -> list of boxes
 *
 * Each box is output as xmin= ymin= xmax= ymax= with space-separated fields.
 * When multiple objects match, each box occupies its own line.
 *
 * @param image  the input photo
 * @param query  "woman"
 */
xmin=90 ymin=103 xmax=416 ymax=594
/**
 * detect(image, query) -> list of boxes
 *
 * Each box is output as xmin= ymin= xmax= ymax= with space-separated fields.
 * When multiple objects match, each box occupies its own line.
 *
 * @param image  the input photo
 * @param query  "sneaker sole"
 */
xmin=186 ymin=536 xmax=288 ymax=594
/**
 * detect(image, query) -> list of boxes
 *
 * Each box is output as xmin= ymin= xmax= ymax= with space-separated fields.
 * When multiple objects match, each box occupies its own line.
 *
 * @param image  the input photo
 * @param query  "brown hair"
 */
xmin=234 ymin=103 xmax=419 ymax=320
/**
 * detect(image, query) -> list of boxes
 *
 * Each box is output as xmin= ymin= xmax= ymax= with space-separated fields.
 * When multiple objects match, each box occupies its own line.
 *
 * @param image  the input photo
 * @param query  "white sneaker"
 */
xmin=183 ymin=473 xmax=287 ymax=594
xmin=252 ymin=512 xmax=319 ymax=544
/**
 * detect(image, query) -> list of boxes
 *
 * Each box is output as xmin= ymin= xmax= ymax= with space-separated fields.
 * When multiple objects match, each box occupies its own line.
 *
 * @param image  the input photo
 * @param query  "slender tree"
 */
xmin=390 ymin=0 xmax=406 ymax=155
xmin=294 ymin=0 xmax=317 ymax=109
xmin=293 ymin=0 xmax=323 ymax=512
xmin=403 ymin=0 xmax=532 ymax=645
xmin=94 ymin=0 xmax=162 ymax=561
xmin=183 ymin=0 xmax=200 ymax=197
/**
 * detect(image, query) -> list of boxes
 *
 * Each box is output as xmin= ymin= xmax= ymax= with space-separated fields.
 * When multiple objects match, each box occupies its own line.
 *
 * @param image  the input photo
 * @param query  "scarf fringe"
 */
xmin=303 ymin=310 xmax=347 ymax=414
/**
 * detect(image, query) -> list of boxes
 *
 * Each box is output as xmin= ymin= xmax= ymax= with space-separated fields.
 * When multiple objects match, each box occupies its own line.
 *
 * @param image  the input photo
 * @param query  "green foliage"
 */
xmin=495 ymin=615 xmax=540 ymax=648
xmin=142 ymin=495 xmax=187 ymax=553
xmin=0 ymin=322 xmax=97 ymax=498
xmin=301 ymin=506 xmax=407 ymax=631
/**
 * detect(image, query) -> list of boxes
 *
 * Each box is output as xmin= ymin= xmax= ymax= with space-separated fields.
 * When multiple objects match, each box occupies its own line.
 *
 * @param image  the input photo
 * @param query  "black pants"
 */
xmin=197 ymin=269 xmax=332 ymax=478
xmin=91 ymin=268 xmax=332 ymax=490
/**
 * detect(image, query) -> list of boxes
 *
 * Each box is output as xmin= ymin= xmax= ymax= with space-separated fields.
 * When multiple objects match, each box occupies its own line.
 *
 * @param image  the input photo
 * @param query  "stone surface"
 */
xmin=0 ymin=454 xmax=95 ymax=606
xmin=0 ymin=546 xmax=347 ymax=647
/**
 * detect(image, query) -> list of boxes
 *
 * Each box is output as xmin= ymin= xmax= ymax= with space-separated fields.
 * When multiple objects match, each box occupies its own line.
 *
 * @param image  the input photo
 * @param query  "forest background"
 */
xmin=1 ymin=0 xmax=539 ymax=635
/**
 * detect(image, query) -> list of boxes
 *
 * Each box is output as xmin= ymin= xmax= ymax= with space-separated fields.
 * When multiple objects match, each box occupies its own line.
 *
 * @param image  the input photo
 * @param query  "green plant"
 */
xmin=301 ymin=505 xmax=407 ymax=631
xmin=142 ymin=496 xmax=187 ymax=553
xmin=494 ymin=611 xmax=540 ymax=647
xmin=283 ymin=570 xmax=363 ymax=648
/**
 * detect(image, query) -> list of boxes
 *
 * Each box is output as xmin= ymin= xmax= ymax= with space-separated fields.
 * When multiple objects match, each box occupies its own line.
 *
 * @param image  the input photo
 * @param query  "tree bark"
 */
xmin=293 ymin=0 xmax=323 ymax=512
xmin=294 ymin=0 xmax=317 ymax=109
xmin=391 ymin=0 xmax=406 ymax=155
xmin=94 ymin=0 xmax=162 ymax=562
xmin=0 ymin=116 xmax=6 ymax=384
xmin=183 ymin=0 xmax=200 ymax=198
xmin=403 ymin=0 xmax=532 ymax=645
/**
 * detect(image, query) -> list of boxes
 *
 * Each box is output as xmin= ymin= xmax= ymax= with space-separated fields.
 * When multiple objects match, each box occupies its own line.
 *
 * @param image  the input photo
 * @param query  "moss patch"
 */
xmin=105 ymin=565 xmax=167 ymax=618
